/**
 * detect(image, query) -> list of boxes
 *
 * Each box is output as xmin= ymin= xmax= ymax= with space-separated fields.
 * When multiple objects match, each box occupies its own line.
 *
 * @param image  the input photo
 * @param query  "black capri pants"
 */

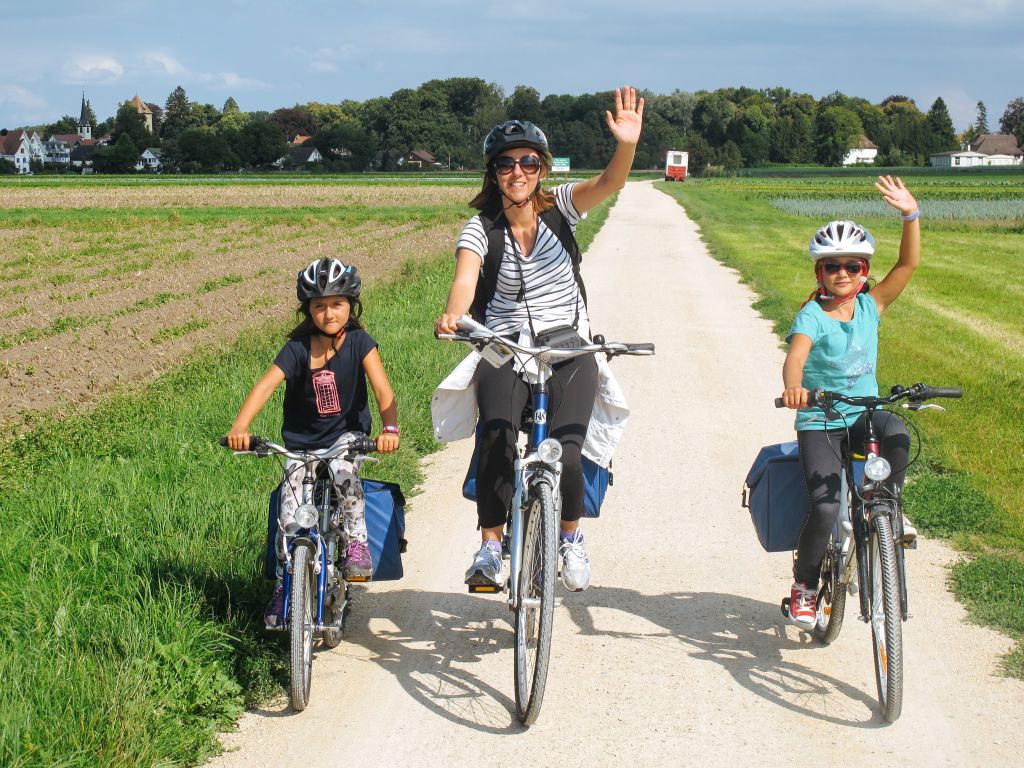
xmin=794 ymin=410 xmax=910 ymax=587
xmin=474 ymin=354 xmax=599 ymax=529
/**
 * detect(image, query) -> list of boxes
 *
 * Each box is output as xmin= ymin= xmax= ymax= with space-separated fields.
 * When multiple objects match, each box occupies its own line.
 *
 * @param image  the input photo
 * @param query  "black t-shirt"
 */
xmin=273 ymin=330 xmax=378 ymax=450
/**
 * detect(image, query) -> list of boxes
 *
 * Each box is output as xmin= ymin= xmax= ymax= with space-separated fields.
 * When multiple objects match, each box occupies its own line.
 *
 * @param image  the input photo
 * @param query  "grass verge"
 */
xmin=656 ymin=177 xmax=1024 ymax=676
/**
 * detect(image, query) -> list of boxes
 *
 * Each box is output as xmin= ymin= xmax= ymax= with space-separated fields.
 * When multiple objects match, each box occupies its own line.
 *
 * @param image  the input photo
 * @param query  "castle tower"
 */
xmin=78 ymin=93 xmax=92 ymax=140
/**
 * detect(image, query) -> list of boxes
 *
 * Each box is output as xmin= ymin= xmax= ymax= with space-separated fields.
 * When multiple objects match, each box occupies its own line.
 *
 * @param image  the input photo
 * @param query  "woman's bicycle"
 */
xmin=775 ymin=382 xmax=961 ymax=722
xmin=440 ymin=315 xmax=653 ymax=725
xmin=220 ymin=432 xmax=378 ymax=712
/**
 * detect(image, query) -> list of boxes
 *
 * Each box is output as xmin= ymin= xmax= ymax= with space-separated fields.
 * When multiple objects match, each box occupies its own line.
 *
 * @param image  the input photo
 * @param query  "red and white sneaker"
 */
xmin=788 ymin=581 xmax=817 ymax=627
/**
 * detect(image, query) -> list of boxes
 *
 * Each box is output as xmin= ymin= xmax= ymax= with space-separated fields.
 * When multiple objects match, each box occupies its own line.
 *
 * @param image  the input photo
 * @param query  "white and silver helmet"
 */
xmin=808 ymin=220 xmax=875 ymax=262
xmin=296 ymin=258 xmax=361 ymax=302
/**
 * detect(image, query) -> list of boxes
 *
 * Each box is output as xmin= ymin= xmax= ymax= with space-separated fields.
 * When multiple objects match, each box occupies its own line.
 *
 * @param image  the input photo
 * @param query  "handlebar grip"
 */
xmin=626 ymin=343 xmax=655 ymax=353
xmin=918 ymin=387 xmax=963 ymax=400
xmin=219 ymin=435 xmax=266 ymax=450
xmin=774 ymin=397 xmax=785 ymax=408
xmin=352 ymin=435 xmax=378 ymax=454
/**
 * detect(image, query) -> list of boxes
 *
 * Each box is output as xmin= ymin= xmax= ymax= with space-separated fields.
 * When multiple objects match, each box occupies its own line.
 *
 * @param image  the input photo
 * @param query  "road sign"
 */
xmin=551 ymin=157 xmax=571 ymax=173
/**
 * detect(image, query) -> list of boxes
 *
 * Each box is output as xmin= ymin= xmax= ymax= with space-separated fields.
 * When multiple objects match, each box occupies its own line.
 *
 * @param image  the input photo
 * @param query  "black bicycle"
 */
xmin=776 ymin=382 xmax=961 ymax=722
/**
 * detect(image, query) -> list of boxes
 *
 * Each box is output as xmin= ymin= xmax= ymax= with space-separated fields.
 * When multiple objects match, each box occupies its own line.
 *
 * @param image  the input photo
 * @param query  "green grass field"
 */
xmin=658 ymin=172 xmax=1024 ymax=675
xmin=0 ymin=183 xmax=614 ymax=768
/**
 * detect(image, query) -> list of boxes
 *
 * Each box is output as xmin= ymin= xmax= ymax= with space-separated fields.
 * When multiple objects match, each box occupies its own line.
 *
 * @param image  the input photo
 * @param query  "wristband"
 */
xmin=901 ymin=209 xmax=920 ymax=222
xmin=382 ymin=425 xmax=400 ymax=435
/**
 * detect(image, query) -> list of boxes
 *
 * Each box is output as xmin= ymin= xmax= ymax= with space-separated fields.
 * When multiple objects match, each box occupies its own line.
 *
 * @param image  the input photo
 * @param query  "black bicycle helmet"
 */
xmin=296 ymin=258 xmax=361 ymax=302
xmin=483 ymin=120 xmax=549 ymax=162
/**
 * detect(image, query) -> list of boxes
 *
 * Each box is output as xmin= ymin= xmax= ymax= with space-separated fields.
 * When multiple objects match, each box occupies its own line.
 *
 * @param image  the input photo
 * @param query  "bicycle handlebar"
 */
xmin=219 ymin=434 xmax=377 ymax=459
xmin=774 ymin=383 xmax=963 ymax=410
xmin=437 ymin=314 xmax=655 ymax=360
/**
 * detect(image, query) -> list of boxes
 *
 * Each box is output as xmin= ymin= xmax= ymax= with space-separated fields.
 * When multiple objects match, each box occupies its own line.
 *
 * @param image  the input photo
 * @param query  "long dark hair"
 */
xmin=287 ymin=296 xmax=364 ymax=340
xmin=469 ymin=153 xmax=556 ymax=215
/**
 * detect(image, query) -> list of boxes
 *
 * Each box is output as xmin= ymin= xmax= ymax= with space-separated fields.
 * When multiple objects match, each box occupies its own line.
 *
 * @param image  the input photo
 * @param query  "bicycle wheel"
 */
xmin=812 ymin=537 xmax=847 ymax=644
xmin=868 ymin=511 xmax=903 ymax=722
xmin=513 ymin=481 xmax=556 ymax=726
xmin=289 ymin=542 xmax=316 ymax=711
xmin=321 ymin=571 xmax=347 ymax=650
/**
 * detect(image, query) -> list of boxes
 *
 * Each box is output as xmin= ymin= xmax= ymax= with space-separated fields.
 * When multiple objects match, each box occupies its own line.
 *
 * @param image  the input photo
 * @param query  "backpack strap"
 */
xmin=469 ymin=202 xmax=587 ymax=325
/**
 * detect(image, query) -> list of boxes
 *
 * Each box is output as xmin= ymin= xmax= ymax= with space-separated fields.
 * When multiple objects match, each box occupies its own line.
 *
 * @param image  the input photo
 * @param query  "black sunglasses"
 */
xmin=822 ymin=260 xmax=864 ymax=275
xmin=493 ymin=155 xmax=542 ymax=175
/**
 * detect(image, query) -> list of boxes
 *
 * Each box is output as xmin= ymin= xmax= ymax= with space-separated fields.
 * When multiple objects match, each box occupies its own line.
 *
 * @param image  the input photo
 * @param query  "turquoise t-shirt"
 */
xmin=786 ymin=292 xmax=880 ymax=431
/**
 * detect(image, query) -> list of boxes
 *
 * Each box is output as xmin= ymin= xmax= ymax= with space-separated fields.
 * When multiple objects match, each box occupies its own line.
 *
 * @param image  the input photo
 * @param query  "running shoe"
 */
xmin=788 ymin=581 xmax=817 ymax=627
xmin=343 ymin=539 xmax=373 ymax=581
xmin=559 ymin=530 xmax=591 ymax=592
xmin=264 ymin=584 xmax=285 ymax=628
xmin=464 ymin=542 xmax=504 ymax=588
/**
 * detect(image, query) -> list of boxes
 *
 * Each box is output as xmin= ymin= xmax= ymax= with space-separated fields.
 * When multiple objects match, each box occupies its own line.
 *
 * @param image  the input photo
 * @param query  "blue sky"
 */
xmin=2 ymin=0 xmax=1022 ymax=133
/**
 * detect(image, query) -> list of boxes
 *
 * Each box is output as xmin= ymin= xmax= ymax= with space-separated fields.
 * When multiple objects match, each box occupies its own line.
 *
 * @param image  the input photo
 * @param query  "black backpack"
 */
xmin=469 ymin=205 xmax=588 ymax=325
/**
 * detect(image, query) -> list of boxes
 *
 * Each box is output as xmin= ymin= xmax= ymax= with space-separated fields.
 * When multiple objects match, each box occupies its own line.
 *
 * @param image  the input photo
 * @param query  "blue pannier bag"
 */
xmin=462 ymin=422 xmax=611 ymax=518
xmin=742 ymin=441 xmax=808 ymax=552
xmin=264 ymin=479 xmax=406 ymax=582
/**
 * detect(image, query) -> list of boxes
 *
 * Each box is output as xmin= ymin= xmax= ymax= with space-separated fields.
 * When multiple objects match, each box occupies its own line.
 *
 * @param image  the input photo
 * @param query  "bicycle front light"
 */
xmin=293 ymin=503 xmax=318 ymax=530
xmin=537 ymin=438 xmax=563 ymax=464
xmin=864 ymin=454 xmax=892 ymax=482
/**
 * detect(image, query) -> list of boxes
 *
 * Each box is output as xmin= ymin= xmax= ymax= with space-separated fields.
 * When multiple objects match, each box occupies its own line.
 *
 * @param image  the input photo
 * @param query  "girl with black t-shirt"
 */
xmin=227 ymin=258 xmax=399 ymax=626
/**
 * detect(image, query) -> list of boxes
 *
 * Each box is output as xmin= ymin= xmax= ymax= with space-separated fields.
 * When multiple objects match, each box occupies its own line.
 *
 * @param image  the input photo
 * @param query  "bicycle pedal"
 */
xmin=344 ymin=575 xmax=370 ymax=583
xmin=903 ymin=539 xmax=918 ymax=550
xmin=780 ymin=597 xmax=791 ymax=618
xmin=468 ymin=584 xmax=502 ymax=594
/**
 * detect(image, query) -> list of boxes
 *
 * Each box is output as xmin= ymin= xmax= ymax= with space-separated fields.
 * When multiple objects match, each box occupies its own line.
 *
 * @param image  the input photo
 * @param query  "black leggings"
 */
xmin=475 ymin=355 xmax=598 ymax=529
xmin=794 ymin=410 xmax=910 ymax=587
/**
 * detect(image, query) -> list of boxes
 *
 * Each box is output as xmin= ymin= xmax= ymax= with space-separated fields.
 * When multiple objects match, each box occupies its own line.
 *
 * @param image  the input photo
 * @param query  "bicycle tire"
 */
xmin=513 ymin=481 xmax=556 ymax=726
xmin=289 ymin=542 xmax=316 ymax=711
xmin=812 ymin=537 xmax=847 ymax=644
xmin=869 ymin=512 xmax=904 ymax=722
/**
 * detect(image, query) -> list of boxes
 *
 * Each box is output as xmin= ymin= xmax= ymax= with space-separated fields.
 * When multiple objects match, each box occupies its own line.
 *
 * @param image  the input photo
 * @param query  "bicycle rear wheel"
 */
xmin=869 ymin=511 xmax=903 ymax=722
xmin=289 ymin=542 xmax=316 ymax=711
xmin=813 ymin=537 xmax=846 ymax=644
xmin=513 ymin=481 xmax=556 ymax=726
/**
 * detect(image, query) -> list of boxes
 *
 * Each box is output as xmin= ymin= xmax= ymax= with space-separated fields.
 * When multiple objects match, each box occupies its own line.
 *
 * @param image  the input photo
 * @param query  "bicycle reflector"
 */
xmin=537 ymin=438 xmax=563 ymax=464
xmin=864 ymin=454 xmax=892 ymax=482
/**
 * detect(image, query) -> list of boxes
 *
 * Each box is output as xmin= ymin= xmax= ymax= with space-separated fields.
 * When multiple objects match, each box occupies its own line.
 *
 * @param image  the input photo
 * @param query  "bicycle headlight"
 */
xmin=293 ymin=503 xmax=318 ymax=530
xmin=537 ymin=438 xmax=563 ymax=464
xmin=864 ymin=454 xmax=892 ymax=482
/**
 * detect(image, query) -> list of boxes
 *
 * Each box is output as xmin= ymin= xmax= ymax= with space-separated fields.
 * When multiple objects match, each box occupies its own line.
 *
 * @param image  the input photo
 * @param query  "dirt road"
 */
xmin=209 ymin=182 xmax=1023 ymax=767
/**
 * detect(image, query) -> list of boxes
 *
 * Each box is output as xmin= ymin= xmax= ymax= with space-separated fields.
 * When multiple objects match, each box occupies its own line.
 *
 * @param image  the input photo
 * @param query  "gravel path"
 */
xmin=208 ymin=181 xmax=1023 ymax=768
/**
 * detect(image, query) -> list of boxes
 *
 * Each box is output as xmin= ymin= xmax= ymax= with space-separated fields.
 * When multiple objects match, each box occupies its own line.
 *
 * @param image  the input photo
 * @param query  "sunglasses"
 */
xmin=493 ymin=155 xmax=542 ymax=175
xmin=822 ymin=260 xmax=865 ymax=275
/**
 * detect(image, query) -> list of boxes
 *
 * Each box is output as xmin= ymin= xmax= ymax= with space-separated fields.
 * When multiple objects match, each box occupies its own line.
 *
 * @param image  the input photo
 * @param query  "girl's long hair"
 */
xmin=287 ymin=297 xmax=364 ymax=341
xmin=469 ymin=152 xmax=556 ymax=215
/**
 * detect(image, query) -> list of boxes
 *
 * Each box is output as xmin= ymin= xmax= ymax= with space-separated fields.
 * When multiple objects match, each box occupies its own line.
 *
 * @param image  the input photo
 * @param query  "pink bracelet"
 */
xmin=382 ymin=425 xmax=400 ymax=435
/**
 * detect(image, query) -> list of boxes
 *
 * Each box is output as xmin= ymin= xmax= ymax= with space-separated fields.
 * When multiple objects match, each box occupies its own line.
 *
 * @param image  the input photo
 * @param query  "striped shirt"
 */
xmin=456 ymin=183 xmax=589 ymax=336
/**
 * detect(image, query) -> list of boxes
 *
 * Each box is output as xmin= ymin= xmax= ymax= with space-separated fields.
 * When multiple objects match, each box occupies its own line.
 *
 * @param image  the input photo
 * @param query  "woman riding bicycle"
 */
xmin=434 ymin=87 xmax=644 ymax=593
xmin=780 ymin=176 xmax=921 ymax=627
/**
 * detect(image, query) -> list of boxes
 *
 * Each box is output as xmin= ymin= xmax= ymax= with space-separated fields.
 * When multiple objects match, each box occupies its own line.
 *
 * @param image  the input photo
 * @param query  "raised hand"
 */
xmin=605 ymin=86 xmax=645 ymax=146
xmin=875 ymin=175 xmax=918 ymax=217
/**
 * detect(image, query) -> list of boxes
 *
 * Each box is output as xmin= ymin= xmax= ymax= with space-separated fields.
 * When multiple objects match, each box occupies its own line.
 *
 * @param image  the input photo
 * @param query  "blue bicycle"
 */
xmin=441 ymin=315 xmax=653 ymax=724
xmin=221 ymin=433 xmax=377 ymax=711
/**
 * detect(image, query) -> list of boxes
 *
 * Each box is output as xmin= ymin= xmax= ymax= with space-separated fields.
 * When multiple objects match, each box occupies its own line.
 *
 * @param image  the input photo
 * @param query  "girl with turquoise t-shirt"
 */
xmin=779 ymin=176 xmax=921 ymax=628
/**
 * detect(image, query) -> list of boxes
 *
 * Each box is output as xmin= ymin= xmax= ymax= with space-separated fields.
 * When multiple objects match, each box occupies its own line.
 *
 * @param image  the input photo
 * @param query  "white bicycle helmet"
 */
xmin=296 ymin=258 xmax=361 ymax=302
xmin=808 ymin=220 xmax=875 ymax=262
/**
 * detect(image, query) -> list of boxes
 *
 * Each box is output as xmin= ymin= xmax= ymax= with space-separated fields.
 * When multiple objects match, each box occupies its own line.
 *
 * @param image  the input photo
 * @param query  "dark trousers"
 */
xmin=474 ymin=355 xmax=598 ymax=529
xmin=794 ymin=410 xmax=910 ymax=587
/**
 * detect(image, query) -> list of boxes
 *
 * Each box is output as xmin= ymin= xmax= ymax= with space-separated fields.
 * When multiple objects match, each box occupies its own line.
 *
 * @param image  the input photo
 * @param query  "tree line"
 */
xmin=34 ymin=79 xmax=1024 ymax=174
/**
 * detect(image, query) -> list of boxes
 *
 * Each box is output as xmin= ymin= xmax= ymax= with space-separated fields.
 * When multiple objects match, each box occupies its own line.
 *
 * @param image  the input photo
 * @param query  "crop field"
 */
xmin=0 ymin=178 xmax=616 ymax=768
xmin=0 ymin=181 xmax=475 ymax=430
xmin=659 ymin=171 xmax=1024 ymax=673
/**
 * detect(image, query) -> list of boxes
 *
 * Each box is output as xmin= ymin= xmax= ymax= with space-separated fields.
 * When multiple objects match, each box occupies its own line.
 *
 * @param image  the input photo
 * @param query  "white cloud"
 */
xmin=61 ymin=54 xmax=124 ymax=84
xmin=0 ymin=85 xmax=46 ymax=109
xmin=310 ymin=61 xmax=339 ymax=73
xmin=144 ymin=52 xmax=186 ymax=76
xmin=206 ymin=72 xmax=270 ymax=90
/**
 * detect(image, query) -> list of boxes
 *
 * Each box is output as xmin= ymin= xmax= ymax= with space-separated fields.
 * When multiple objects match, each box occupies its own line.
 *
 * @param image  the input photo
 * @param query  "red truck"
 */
xmin=664 ymin=150 xmax=688 ymax=181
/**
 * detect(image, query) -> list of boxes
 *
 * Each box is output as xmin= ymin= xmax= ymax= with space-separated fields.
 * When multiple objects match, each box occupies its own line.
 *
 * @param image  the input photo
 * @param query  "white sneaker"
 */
xmin=465 ymin=542 xmax=504 ymax=588
xmin=559 ymin=531 xmax=591 ymax=592
xmin=902 ymin=515 xmax=918 ymax=544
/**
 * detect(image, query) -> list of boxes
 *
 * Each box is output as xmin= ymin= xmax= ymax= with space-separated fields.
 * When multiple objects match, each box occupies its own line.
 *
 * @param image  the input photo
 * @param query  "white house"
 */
xmin=135 ymin=148 xmax=163 ymax=172
xmin=842 ymin=135 xmax=878 ymax=166
xmin=0 ymin=131 xmax=31 ymax=173
xmin=929 ymin=133 xmax=1023 ymax=168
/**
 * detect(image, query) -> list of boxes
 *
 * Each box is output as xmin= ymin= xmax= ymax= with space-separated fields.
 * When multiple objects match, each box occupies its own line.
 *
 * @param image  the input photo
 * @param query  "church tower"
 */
xmin=78 ymin=93 xmax=92 ymax=141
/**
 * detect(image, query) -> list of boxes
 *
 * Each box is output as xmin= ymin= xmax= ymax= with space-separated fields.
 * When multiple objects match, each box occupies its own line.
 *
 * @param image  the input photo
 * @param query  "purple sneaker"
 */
xmin=343 ymin=540 xmax=373 ymax=581
xmin=264 ymin=584 xmax=285 ymax=628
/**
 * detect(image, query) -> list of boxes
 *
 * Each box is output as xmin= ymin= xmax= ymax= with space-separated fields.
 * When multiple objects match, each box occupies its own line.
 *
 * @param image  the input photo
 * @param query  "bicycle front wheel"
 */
xmin=513 ymin=481 xmax=557 ymax=726
xmin=869 ymin=511 xmax=903 ymax=722
xmin=289 ymin=542 xmax=316 ymax=711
